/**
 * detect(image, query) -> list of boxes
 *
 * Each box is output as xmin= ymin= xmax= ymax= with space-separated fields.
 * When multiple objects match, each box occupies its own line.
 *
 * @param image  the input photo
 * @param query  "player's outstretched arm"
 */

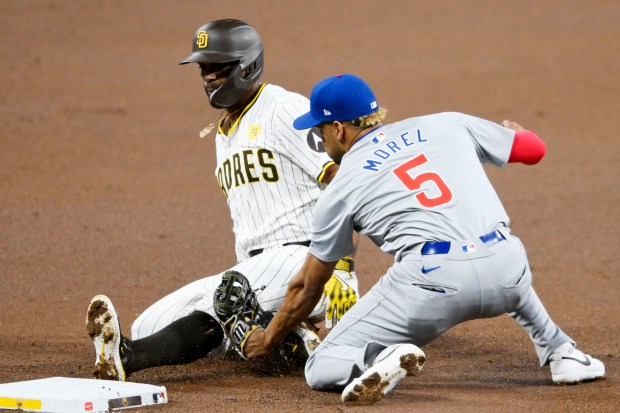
xmin=502 ymin=120 xmax=546 ymax=165
xmin=243 ymin=254 xmax=336 ymax=358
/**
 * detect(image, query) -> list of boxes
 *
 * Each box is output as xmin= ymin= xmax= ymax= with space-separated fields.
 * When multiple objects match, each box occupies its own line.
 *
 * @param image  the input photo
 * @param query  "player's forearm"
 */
xmin=263 ymin=255 xmax=334 ymax=347
xmin=508 ymin=130 xmax=546 ymax=164
xmin=501 ymin=120 xmax=546 ymax=165
xmin=242 ymin=254 xmax=335 ymax=359
xmin=263 ymin=280 xmax=323 ymax=348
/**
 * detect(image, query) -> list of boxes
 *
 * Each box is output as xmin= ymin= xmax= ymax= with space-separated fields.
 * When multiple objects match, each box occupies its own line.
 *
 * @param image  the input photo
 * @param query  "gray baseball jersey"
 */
xmin=310 ymin=112 xmax=513 ymax=262
xmin=305 ymin=112 xmax=573 ymax=390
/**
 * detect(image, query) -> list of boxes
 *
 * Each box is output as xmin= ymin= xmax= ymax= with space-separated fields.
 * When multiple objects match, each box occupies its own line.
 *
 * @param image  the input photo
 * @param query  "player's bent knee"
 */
xmin=304 ymin=351 xmax=328 ymax=390
xmin=130 ymin=314 xmax=148 ymax=340
xmin=304 ymin=371 xmax=322 ymax=390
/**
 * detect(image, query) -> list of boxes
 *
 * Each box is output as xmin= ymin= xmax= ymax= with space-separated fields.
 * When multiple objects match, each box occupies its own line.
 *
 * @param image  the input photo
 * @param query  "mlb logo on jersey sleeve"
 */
xmin=461 ymin=243 xmax=476 ymax=253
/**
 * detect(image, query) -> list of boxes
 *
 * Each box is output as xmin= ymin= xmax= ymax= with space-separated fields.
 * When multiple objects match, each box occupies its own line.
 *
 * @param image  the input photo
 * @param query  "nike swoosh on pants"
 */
xmin=421 ymin=266 xmax=441 ymax=274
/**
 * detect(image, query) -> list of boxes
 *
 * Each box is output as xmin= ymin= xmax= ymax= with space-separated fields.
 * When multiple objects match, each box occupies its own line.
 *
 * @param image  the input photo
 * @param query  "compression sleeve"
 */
xmin=508 ymin=130 xmax=546 ymax=165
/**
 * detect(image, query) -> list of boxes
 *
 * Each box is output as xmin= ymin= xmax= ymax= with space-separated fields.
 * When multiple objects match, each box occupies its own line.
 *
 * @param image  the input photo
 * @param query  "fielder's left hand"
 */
xmin=324 ymin=257 xmax=359 ymax=329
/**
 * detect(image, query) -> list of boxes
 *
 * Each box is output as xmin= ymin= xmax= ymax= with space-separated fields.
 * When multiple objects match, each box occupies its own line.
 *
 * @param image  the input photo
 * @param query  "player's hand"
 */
xmin=228 ymin=312 xmax=262 ymax=360
xmin=501 ymin=120 xmax=525 ymax=131
xmin=324 ymin=257 xmax=359 ymax=329
xmin=241 ymin=325 xmax=271 ymax=359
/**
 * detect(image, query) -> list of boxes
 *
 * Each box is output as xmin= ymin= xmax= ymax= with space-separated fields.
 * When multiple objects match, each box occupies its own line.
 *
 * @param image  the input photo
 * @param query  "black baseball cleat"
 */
xmin=86 ymin=294 xmax=132 ymax=381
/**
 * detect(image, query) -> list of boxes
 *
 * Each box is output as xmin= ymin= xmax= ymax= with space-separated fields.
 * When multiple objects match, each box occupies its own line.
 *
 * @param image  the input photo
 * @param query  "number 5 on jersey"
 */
xmin=393 ymin=153 xmax=453 ymax=208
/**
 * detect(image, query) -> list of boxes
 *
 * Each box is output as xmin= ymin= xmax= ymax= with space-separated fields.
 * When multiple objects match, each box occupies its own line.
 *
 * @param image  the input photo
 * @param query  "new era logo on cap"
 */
xmin=293 ymin=74 xmax=379 ymax=130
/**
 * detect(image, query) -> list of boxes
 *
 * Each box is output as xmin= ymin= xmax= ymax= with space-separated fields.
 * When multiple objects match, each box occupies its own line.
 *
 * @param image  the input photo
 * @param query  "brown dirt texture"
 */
xmin=1 ymin=1 xmax=618 ymax=412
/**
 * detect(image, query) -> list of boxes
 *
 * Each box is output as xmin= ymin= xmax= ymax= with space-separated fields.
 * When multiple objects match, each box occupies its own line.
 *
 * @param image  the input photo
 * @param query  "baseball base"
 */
xmin=0 ymin=377 xmax=167 ymax=412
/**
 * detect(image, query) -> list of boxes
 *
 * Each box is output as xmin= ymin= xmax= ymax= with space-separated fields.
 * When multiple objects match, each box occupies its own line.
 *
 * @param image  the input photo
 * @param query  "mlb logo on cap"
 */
xmin=293 ymin=74 xmax=378 ymax=130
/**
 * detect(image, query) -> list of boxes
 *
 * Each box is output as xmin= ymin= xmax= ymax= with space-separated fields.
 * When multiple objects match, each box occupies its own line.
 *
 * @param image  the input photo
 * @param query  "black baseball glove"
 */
xmin=213 ymin=270 xmax=318 ymax=373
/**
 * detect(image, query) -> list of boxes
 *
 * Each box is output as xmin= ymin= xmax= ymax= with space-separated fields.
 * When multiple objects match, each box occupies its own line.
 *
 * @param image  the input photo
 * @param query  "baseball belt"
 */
xmin=249 ymin=240 xmax=311 ymax=258
xmin=421 ymin=229 xmax=506 ymax=255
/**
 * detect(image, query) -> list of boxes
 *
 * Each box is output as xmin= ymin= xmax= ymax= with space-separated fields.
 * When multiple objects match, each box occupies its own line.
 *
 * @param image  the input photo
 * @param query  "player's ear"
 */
xmin=334 ymin=122 xmax=345 ymax=143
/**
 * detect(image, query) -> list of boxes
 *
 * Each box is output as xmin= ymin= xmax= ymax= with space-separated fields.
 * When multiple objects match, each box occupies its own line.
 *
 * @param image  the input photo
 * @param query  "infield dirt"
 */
xmin=1 ymin=1 xmax=618 ymax=412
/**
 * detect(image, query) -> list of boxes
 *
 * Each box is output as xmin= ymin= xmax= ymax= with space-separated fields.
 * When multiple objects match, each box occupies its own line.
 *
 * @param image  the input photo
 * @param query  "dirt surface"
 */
xmin=1 ymin=1 xmax=618 ymax=412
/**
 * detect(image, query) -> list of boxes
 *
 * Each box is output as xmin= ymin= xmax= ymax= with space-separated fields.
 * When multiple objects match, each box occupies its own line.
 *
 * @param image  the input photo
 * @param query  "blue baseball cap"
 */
xmin=293 ymin=74 xmax=378 ymax=130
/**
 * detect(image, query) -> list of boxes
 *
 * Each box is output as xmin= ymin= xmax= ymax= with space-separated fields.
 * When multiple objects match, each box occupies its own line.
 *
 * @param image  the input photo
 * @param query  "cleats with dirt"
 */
xmin=341 ymin=343 xmax=425 ymax=405
xmin=86 ymin=294 xmax=126 ymax=381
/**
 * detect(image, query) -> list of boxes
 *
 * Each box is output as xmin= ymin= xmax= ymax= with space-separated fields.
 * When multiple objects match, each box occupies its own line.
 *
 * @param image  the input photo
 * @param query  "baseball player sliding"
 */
xmin=85 ymin=20 xmax=359 ymax=381
xmin=239 ymin=74 xmax=605 ymax=405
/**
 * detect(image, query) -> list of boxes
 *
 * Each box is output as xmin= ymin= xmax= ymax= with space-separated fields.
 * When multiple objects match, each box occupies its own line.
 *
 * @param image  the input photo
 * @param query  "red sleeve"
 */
xmin=508 ymin=130 xmax=546 ymax=165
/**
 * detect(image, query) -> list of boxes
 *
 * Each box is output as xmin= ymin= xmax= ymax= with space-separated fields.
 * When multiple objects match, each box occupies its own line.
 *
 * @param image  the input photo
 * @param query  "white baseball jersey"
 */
xmin=214 ymin=84 xmax=334 ymax=262
xmin=131 ymin=84 xmax=337 ymax=348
